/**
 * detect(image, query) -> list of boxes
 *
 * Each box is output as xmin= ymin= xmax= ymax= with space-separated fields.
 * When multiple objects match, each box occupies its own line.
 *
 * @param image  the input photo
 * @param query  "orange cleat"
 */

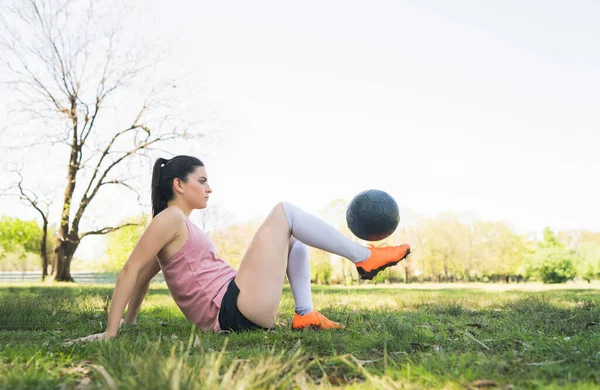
xmin=292 ymin=310 xmax=345 ymax=330
xmin=355 ymin=243 xmax=411 ymax=280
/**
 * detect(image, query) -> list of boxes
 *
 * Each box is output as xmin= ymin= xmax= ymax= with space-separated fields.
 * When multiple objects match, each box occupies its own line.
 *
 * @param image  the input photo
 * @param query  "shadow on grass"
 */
xmin=2 ymin=284 xmax=599 ymax=389
xmin=1 ymin=285 xmax=598 ymax=335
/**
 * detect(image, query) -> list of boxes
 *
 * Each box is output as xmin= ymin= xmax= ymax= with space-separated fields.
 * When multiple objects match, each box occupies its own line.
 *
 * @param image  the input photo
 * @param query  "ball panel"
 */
xmin=365 ymin=202 xmax=384 ymax=218
xmin=380 ymin=196 xmax=399 ymax=218
xmin=351 ymin=194 xmax=370 ymax=213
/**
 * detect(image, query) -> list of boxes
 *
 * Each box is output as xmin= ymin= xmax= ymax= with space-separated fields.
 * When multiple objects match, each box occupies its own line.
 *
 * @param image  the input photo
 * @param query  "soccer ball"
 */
xmin=346 ymin=189 xmax=400 ymax=241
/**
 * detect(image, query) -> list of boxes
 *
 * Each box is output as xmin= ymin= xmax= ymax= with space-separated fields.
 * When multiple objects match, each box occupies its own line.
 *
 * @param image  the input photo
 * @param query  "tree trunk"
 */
xmin=51 ymin=128 xmax=81 ymax=282
xmin=41 ymin=219 xmax=48 ymax=280
xmin=405 ymin=265 xmax=412 ymax=284
xmin=51 ymin=235 xmax=78 ymax=282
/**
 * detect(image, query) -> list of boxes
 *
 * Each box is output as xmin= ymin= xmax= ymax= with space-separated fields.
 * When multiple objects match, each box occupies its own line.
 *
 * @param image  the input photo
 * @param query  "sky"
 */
xmin=1 ymin=0 xmax=599 ymax=259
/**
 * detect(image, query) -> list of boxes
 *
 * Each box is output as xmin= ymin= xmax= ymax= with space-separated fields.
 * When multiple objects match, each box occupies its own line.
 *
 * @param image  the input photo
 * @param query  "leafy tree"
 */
xmin=540 ymin=227 xmax=563 ymax=249
xmin=1 ymin=169 xmax=53 ymax=278
xmin=577 ymin=243 xmax=600 ymax=282
xmin=419 ymin=214 xmax=470 ymax=282
xmin=309 ymin=247 xmax=333 ymax=285
xmin=486 ymin=222 xmax=526 ymax=282
xmin=0 ymin=216 xmax=56 ymax=272
xmin=211 ymin=221 xmax=261 ymax=270
xmin=535 ymin=248 xmax=577 ymax=283
xmin=526 ymin=228 xmax=577 ymax=283
xmin=0 ymin=216 xmax=41 ymax=253
xmin=102 ymin=216 xmax=148 ymax=273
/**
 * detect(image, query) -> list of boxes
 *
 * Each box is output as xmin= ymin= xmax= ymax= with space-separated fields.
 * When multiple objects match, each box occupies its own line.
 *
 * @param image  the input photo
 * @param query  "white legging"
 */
xmin=283 ymin=202 xmax=371 ymax=315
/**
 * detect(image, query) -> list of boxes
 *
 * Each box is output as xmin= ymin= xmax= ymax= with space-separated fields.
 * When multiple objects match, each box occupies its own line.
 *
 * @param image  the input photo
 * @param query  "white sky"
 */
xmin=1 ymin=0 xmax=600 ymax=259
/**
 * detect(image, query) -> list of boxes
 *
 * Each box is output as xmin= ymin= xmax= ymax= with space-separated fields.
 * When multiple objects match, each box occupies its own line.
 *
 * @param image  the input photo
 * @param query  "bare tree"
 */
xmin=0 ymin=0 xmax=205 ymax=281
xmin=2 ymin=168 xmax=53 ymax=279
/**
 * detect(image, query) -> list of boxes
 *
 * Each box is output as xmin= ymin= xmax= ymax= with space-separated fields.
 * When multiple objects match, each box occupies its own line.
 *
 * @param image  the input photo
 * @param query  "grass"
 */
xmin=0 ymin=283 xmax=599 ymax=389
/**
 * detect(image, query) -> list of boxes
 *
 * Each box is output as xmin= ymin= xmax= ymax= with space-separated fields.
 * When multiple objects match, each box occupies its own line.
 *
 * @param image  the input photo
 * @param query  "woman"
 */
xmin=73 ymin=155 xmax=411 ymax=341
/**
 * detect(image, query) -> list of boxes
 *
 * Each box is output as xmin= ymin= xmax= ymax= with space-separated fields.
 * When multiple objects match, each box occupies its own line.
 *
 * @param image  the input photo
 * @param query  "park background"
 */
xmin=1 ymin=2 xmax=599 ymax=389
xmin=1 ymin=1 xmax=599 ymax=285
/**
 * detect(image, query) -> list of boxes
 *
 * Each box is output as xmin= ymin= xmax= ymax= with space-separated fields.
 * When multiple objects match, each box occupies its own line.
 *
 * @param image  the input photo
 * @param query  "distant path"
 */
xmin=1 ymin=272 xmax=597 ymax=290
xmin=0 ymin=271 xmax=165 ymax=284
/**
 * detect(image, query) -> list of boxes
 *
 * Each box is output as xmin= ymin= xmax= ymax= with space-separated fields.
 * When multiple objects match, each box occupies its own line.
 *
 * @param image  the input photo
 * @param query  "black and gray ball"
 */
xmin=346 ymin=189 xmax=400 ymax=241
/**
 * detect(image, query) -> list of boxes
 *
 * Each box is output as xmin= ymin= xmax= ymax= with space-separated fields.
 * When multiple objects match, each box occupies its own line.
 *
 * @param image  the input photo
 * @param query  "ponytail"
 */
xmin=151 ymin=156 xmax=204 ymax=217
xmin=151 ymin=158 xmax=169 ymax=217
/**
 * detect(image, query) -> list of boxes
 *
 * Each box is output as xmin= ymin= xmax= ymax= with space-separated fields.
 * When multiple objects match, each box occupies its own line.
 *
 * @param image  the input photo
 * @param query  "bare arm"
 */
xmin=67 ymin=208 xmax=184 ymax=345
xmin=104 ymin=209 xmax=183 ymax=337
xmin=123 ymin=258 xmax=161 ymax=324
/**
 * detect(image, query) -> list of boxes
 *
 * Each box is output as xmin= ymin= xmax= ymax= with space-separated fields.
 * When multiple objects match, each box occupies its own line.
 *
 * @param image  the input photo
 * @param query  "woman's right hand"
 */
xmin=66 ymin=317 xmax=135 ymax=346
xmin=66 ymin=331 xmax=112 ymax=346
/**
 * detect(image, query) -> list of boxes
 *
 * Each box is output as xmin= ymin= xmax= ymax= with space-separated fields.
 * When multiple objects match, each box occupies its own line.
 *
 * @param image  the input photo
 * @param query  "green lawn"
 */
xmin=1 ymin=283 xmax=599 ymax=389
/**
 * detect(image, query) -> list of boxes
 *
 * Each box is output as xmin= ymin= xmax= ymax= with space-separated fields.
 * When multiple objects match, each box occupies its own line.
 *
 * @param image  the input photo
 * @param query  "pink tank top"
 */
xmin=158 ymin=217 xmax=237 ymax=332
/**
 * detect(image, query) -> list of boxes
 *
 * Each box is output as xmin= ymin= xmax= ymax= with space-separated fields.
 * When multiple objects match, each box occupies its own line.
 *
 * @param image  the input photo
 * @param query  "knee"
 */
xmin=292 ymin=239 xmax=309 ymax=256
xmin=261 ymin=202 xmax=293 ymax=239
xmin=277 ymin=201 xmax=290 ymax=215
xmin=271 ymin=202 xmax=287 ymax=217
xmin=276 ymin=202 xmax=293 ymax=227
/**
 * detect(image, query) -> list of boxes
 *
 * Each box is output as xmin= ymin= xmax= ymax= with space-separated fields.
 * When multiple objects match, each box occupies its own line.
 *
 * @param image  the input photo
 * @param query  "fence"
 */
xmin=0 ymin=271 xmax=165 ymax=284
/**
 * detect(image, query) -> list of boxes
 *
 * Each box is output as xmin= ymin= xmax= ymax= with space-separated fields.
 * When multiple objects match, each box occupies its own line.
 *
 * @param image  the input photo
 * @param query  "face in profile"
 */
xmin=179 ymin=166 xmax=212 ymax=209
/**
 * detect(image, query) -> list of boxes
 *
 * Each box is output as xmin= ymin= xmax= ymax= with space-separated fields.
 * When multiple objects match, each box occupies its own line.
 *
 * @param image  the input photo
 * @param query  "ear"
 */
xmin=172 ymin=178 xmax=184 ymax=194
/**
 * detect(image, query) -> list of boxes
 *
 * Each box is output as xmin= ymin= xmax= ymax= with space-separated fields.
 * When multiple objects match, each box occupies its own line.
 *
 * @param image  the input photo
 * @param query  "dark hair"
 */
xmin=151 ymin=155 xmax=204 ymax=217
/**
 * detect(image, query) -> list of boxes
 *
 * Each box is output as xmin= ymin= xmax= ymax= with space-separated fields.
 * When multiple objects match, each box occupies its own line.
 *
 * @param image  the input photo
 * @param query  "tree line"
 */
xmin=2 ymin=204 xmax=599 ymax=284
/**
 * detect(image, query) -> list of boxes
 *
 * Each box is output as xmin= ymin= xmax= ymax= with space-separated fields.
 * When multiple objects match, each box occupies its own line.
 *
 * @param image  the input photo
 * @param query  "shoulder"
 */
xmin=150 ymin=207 xmax=186 ymax=235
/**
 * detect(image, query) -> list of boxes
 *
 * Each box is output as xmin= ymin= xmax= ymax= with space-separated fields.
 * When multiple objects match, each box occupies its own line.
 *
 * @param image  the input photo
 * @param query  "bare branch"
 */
xmin=80 ymin=95 xmax=99 ymax=144
xmin=14 ymin=58 xmax=65 ymax=112
xmin=79 ymin=34 xmax=150 ymax=146
xmin=100 ymin=178 xmax=143 ymax=203
xmin=29 ymin=0 xmax=75 ymax=98
xmin=75 ymin=127 xmax=186 ymax=224
xmin=5 ymin=133 xmax=69 ymax=150
xmin=3 ymin=167 xmax=53 ymax=224
xmin=79 ymin=222 xmax=140 ymax=239
xmin=80 ymin=116 xmax=147 ymax=201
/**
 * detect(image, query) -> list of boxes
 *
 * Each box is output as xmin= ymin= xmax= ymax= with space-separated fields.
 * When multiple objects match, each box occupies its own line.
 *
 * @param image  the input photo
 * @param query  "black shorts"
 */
xmin=218 ymin=278 xmax=266 ymax=332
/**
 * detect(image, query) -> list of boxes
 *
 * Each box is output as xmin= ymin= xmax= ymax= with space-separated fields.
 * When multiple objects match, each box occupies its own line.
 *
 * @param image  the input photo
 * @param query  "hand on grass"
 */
xmin=66 ymin=319 xmax=131 ymax=346
xmin=66 ymin=332 xmax=111 ymax=346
